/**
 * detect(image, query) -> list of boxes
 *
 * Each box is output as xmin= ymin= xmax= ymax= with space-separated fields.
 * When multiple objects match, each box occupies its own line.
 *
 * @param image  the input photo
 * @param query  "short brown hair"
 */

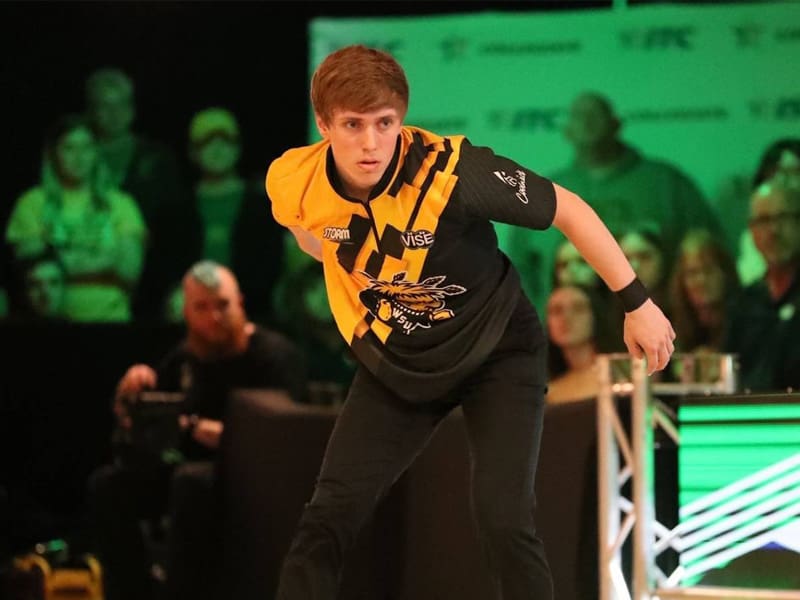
xmin=310 ymin=44 xmax=409 ymax=124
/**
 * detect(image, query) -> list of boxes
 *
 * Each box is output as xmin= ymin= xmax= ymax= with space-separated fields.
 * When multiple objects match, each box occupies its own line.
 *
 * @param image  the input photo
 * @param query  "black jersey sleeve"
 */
xmin=453 ymin=138 xmax=557 ymax=230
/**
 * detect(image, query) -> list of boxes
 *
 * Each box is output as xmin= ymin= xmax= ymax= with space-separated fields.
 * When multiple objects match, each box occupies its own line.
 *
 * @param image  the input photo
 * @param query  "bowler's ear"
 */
xmin=315 ymin=113 xmax=329 ymax=140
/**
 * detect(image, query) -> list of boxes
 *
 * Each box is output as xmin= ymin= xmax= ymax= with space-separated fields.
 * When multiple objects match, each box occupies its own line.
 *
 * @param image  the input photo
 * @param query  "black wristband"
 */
xmin=616 ymin=277 xmax=649 ymax=313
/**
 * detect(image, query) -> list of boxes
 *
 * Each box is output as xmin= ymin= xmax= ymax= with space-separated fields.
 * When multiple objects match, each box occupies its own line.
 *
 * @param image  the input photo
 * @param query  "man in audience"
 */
xmin=724 ymin=174 xmax=800 ymax=391
xmin=501 ymin=91 xmax=723 ymax=313
xmin=179 ymin=106 xmax=286 ymax=325
xmin=84 ymin=67 xmax=194 ymax=321
xmin=88 ymin=260 xmax=308 ymax=600
xmin=552 ymin=92 xmax=722 ymax=247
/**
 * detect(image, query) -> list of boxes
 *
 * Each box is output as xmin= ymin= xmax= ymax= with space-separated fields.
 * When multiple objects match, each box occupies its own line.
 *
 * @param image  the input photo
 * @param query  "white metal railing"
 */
xmin=595 ymin=352 xmax=800 ymax=600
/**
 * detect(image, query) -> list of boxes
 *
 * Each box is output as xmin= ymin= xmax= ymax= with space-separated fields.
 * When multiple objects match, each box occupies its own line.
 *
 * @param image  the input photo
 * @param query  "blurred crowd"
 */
xmin=0 ymin=67 xmax=356 ymax=396
xmin=1 ymin=71 xmax=798 ymax=398
xmin=2 ymin=62 xmax=799 ymax=600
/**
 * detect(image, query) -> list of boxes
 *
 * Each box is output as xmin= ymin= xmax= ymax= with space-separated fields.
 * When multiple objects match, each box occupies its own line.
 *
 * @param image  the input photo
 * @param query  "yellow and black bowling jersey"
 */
xmin=267 ymin=126 xmax=556 ymax=402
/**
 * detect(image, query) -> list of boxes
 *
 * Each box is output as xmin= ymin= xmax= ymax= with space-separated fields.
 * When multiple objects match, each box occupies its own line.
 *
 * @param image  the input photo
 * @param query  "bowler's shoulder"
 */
xmin=403 ymin=125 xmax=465 ymax=149
xmin=266 ymin=140 xmax=329 ymax=192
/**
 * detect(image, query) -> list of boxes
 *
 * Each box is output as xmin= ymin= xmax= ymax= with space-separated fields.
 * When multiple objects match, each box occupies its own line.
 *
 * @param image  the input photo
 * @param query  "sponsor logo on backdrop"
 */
xmin=488 ymin=108 xmax=560 ymax=132
xmin=749 ymin=97 xmax=800 ymax=121
xmin=732 ymin=24 xmax=800 ymax=47
xmin=748 ymin=96 xmax=800 ymax=121
xmin=440 ymin=37 xmax=470 ymax=61
xmin=732 ymin=23 xmax=764 ymax=48
xmin=321 ymin=40 xmax=404 ymax=58
xmin=619 ymin=26 xmax=695 ymax=50
xmin=776 ymin=97 xmax=800 ymax=119
xmin=480 ymin=40 xmax=581 ymax=55
xmin=775 ymin=26 xmax=800 ymax=42
xmin=439 ymin=36 xmax=580 ymax=60
xmin=624 ymin=106 xmax=728 ymax=123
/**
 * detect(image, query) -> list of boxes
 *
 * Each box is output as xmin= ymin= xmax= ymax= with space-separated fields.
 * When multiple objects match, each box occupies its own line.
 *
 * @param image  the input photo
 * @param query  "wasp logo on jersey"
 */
xmin=401 ymin=229 xmax=435 ymax=249
xmin=358 ymin=271 xmax=466 ymax=335
xmin=323 ymin=227 xmax=352 ymax=243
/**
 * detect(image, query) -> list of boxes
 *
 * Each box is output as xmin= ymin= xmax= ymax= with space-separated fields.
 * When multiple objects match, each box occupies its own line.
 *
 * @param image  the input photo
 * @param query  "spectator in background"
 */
xmin=717 ymin=137 xmax=800 ymax=286
xmin=552 ymin=236 xmax=624 ymax=348
xmin=545 ymin=283 xmax=622 ymax=404
xmin=553 ymin=237 xmax=601 ymax=290
xmin=494 ymin=220 xmax=563 ymax=318
xmin=88 ymin=260 xmax=308 ymax=600
xmin=85 ymin=67 xmax=194 ymax=321
xmin=170 ymin=107 xmax=286 ymax=326
xmin=551 ymin=91 xmax=722 ymax=258
xmin=6 ymin=247 xmax=68 ymax=322
xmin=668 ymin=229 xmax=740 ymax=354
xmin=724 ymin=174 xmax=800 ymax=392
xmin=751 ymin=139 xmax=800 ymax=188
xmin=617 ymin=226 xmax=672 ymax=320
xmin=272 ymin=260 xmax=356 ymax=403
xmin=5 ymin=114 xmax=147 ymax=322
xmin=500 ymin=92 xmax=722 ymax=316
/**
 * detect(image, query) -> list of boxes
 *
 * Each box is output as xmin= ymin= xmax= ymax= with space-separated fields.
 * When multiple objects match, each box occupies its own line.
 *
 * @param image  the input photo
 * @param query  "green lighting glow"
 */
xmin=676 ymin=395 xmax=800 ymax=587
xmin=680 ymin=404 xmax=800 ymax=422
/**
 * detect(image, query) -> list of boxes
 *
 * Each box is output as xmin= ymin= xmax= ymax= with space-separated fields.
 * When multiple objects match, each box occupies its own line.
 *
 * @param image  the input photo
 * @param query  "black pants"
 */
xmin=276 ymin=333 xmax=553 ymax=599
xmin=87 ymin=459 xmax=220 ymax=600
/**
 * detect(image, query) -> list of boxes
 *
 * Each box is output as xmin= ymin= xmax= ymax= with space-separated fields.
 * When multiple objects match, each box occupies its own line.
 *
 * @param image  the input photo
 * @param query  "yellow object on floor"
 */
xmin=12 ymin=552 xmax=103 ymax=600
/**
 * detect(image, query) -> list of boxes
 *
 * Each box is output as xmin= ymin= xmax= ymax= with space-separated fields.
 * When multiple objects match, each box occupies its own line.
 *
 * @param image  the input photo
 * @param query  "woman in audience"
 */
xmin=617 ymin=226 xmax=672 ymax=319
xmin=668 ymin=229 xmax=740 ymax=354
xmin=552 ymin=237 xmax=601 ymax=289
xmin=545 ymin=283 xmax=622 ymax=404
xmin=5 ymin=114 xmax=147 ymax=321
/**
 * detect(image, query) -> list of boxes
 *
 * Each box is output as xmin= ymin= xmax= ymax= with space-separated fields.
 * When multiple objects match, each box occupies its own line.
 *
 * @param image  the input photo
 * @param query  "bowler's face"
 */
xmin=317 ymin=107 xmax=403 ymax=201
